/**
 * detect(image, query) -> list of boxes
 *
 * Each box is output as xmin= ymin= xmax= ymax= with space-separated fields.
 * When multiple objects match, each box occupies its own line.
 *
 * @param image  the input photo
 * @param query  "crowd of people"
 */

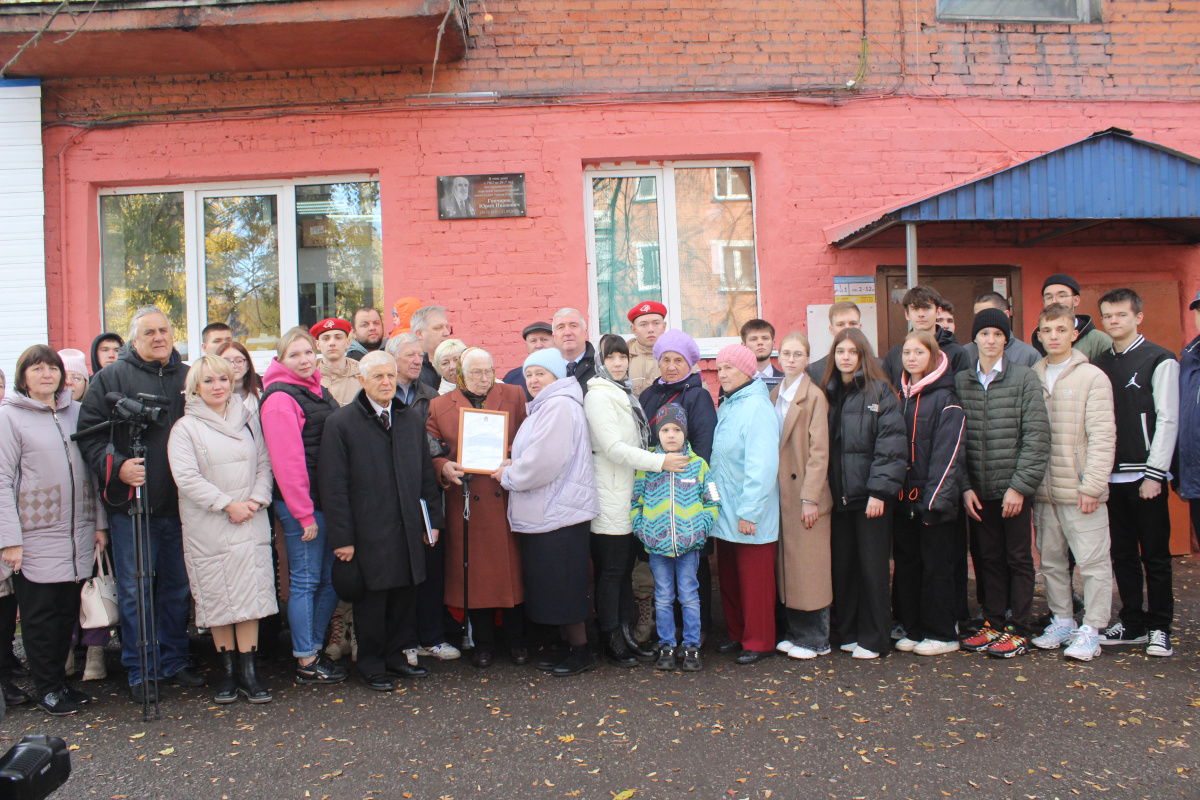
xmin=0 ymin=271 xmax=1194 ymax=716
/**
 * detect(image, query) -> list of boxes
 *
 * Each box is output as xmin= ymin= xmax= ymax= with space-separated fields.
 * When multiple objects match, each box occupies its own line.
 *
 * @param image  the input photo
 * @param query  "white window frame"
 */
xmin=711 ymin=240 xmax=756 ymax=292
xmin=713 ymin=166 xmax=751 ymax=201
xmin=632 ymin=240 xmax=662 ymax=292
xmin=936 ymin=0 xmax=1099 ymax=23
xmin=583 ymin=160 xmax=760 ymax=355
xmin=98 ymin=173 xmax=377 ymax=369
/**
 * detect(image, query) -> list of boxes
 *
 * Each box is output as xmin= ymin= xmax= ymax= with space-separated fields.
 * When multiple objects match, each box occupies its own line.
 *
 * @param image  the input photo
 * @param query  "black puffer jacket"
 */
xmin=884 ymin=325 xmax=970 ymax=388
xmin=640 ymin=371 xmax=717 ymax=463
xmin=826 ymin=372 xmax=907 ymax=512
xmin=954 ymin=360 xmax=1049 ymax=501
xmin=77 ymin=346 xmax=187 ymax=516
xmin=897 ymin=354 xmax=966 ymax=525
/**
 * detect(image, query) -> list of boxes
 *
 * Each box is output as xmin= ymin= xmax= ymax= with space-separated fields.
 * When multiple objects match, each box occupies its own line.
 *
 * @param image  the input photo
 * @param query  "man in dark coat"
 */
xmin=319 ymin=351 xmax=446 ymax=690
xmin=552 ymin=308 xmax=596 ymax=393
xmin=883 ymin=286 xmax=970 ymax=388
xmin=77 ymin=307 xmax=204 ymax=700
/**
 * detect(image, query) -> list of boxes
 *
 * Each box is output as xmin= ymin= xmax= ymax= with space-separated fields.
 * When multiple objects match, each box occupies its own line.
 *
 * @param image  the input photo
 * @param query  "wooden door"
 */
xmin=878 ymin=265 xmax=1024 ymax=355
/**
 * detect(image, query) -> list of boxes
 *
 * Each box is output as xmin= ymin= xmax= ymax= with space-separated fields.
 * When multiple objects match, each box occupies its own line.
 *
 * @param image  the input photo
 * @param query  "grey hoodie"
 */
xmin=0 ymin=390 xmax=106 ymax=584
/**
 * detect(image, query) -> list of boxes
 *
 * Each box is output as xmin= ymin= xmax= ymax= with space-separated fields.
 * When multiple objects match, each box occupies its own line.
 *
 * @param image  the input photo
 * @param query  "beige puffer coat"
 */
xmin=168 ymin=394 xmax=277 ymax=627
xmin=1032 ymin=349 xmax=1117 ymax=505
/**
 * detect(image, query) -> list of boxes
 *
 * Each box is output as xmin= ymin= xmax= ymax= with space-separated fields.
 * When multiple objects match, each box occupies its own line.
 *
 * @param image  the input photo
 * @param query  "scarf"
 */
xmin=594 ymin=352 xmax=651 ymax=448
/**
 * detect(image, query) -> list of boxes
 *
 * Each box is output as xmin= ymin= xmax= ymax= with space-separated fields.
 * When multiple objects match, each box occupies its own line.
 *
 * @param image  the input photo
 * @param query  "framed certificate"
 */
xmin=457 ymin=407 xmax=510 ymax=475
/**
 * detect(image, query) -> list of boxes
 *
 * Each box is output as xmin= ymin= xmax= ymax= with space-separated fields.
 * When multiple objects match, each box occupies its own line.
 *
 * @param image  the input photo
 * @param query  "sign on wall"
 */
xmin=833 ymin=275 xmax=876 ymax=304
xmin=437 ymin=173 xmax=526 ymax=220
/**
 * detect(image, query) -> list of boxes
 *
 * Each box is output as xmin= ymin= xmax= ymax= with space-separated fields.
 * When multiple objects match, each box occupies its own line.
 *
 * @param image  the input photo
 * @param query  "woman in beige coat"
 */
xmin=769 ymin=332 xmax=834 ymax=660
xmin=168 ymin=355 xmax=276 ymax=705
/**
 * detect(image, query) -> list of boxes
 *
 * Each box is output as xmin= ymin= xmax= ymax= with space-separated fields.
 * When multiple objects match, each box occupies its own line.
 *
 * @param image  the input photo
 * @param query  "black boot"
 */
xmin=536 ymin=642 xmax=569 ymax=671
xmin=237 ymin=649 xmax=272 ymax=704
xmin=603 ymin=629 xmax=637 ymax=667
xmin=622 ymin=622 xmax=656 ymax=662
xmin=214 ymin=650 xmax=238 ymax=704
xmin=551 ymin=644 xmax=596 ymax=677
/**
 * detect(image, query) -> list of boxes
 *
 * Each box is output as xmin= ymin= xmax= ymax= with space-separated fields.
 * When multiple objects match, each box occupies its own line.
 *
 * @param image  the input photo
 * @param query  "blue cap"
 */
xmin=1191 ymin=290 xmax=1200 ymax=311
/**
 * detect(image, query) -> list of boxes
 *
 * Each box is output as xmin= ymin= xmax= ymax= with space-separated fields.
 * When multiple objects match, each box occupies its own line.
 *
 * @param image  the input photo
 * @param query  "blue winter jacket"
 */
xmin=1179 ymin=334 xmax=1200 ymax=499
xmin=630 ymin=444 xmax=719 ymax=557
xmin=709 ymin=379 xmax=781 ymax=544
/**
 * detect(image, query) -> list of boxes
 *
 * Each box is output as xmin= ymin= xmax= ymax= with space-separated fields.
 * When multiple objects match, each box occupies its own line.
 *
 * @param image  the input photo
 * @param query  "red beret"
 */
xmin=627 ymin=300 xmax=668 ymax=323
xmin=310 ymin=318 xmax=352 ymax=338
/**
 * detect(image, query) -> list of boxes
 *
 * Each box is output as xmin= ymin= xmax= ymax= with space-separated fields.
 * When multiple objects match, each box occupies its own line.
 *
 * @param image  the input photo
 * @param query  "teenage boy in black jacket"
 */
xmin=883 ymin=286 xmax=971 ymax=389
xmin=1093 ymin=288 xmax=1179 ymax=657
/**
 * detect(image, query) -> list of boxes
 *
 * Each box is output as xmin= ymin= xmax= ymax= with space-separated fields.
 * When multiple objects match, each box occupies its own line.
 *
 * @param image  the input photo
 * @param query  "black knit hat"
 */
xmin=652 ymin=403 xmax=688 ymax=440
xmin=1042 ymin=273 xmax=1081 ymax=295
xmin=971 ymin=308 xmax=1011 ymax=342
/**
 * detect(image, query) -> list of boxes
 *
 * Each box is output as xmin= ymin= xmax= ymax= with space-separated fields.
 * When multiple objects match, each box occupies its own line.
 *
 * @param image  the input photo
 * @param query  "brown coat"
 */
xmin=771 ymin=377 xmax=834 ymax=611
xmin=428 ymin=384 xmax=528 ymax=609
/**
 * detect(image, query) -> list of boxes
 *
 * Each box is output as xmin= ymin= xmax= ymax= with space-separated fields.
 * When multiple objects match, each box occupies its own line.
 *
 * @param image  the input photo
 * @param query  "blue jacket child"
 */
xmin=631 ymin=408 xmax=720 ymax=557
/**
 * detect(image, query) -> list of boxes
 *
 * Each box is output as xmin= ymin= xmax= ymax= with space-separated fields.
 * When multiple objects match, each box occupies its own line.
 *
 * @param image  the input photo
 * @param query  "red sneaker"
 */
xmin=984 ymin=631 xmax=1029 ymax=659
xmin=961 ymin=623 xmax=1001 ymax=652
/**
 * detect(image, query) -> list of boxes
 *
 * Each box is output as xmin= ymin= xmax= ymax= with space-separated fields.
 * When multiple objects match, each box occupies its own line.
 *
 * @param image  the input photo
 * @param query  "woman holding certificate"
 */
xmin=427 ymin=348 xmax=528 ymax=668
xmin=493 ymin=348 xmax=599 ymax=677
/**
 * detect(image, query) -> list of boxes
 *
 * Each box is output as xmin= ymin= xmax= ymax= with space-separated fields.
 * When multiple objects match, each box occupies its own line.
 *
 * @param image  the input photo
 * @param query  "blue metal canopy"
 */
xmin=833 ymin=128 xmax=1200 ymax=248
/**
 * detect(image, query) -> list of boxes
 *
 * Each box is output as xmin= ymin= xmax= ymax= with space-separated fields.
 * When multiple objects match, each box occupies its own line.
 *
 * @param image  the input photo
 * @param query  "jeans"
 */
xmin=649 ymin=551 xmax=701 ymax=648
xmin=275 ymin=502 xmax=339 ymax=659
xmin=108 ymin=513 xmax=192 ymax=685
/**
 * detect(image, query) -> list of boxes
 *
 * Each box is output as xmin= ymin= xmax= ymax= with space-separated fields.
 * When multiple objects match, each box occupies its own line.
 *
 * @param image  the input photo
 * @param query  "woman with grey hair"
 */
xmin=434 ymin=339 xmax=467 ymax=395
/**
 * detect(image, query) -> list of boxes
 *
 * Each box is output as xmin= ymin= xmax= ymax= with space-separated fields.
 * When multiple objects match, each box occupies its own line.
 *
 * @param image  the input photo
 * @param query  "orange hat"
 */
xmin=392 ymin=296 xmax=422 ymax=335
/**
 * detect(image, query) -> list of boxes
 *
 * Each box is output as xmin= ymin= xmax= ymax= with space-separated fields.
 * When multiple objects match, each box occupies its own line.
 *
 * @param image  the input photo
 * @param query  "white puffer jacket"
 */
xmin=584 ymin=377 xmax=667 ymax=534
xmin=1032 ymin=349 xmax=1117 ymax=505
xmin=168 ymin=394 xmax=277 ymax=628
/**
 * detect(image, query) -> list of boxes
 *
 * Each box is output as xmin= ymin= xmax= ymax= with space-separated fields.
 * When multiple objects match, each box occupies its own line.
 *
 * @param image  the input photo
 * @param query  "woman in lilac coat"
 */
xmin=495 ymin=348 xmax=598 ymax=677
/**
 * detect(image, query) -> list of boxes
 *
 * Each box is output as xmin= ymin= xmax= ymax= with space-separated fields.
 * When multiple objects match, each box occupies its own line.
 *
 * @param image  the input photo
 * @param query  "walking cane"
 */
xmin=461 ymin=473 xmax=473 ymax=651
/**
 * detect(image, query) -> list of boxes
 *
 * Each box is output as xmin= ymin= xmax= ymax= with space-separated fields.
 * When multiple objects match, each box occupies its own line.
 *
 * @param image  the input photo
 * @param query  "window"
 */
xmin=100 ymin=176 xmax=382 ymax=364
xmin=936 ymin=0 xmax=1100 ymax=23
xmin=585 ymin=162 xmax=759 ymax=351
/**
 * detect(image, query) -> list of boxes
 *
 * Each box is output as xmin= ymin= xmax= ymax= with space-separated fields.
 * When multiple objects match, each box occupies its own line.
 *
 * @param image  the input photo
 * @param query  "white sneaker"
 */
xmin=913 ymin=639 xmax=960 ymax=656
xmin=1063 ymin=626 xmax=1101 ymax=661
xmin=403 ymin=647 xmax=419 ymax=666
xmin=1146 ymin=629 xmax=1174 ymax=657
xmin=839 ymin=642 xmax=858 ymax=653
xmin=787 ymin=645 xmax=819 ymax=660
xmin=1032 ymin=617 xmax=1076 ymax=650
xmin=894 ymin=637 xmax=920 ymax=652
xmin=82 ymin=646 xmax=107 ymax=681
xmin=417 ymin=642 xmax=462 ymax=660
xmin=776 ymin=639 xmax=795 ymax=654
xmin=851 ymin=646 xmax=879 ymax=660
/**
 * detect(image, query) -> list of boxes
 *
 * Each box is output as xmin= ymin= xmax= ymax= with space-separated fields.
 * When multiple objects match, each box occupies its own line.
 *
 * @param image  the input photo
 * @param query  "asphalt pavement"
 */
xmin=4 ymin=555 xmax=1198 ymax=800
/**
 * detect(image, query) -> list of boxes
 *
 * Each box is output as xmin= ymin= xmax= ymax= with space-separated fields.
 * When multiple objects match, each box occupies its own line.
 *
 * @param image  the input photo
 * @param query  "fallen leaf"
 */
xmin=158 ymin=747 xmax=174 ymax=756
xmin=130 ymin=733 xmax=145 ymax=739
xmin=558 ymin=734 xmax=575 ymax=743
xmin=1015 ymin=676 xmax=1028 ymax=682
xmin=67 ymin=745 xmax=80 ymax=751
xmin=612 ymin=791 xmax=636 ymax=800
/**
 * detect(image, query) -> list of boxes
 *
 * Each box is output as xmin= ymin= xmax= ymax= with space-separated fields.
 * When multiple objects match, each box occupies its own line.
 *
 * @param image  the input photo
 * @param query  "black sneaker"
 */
xmin=129 ymin=680 xmax=159 ymax=704
xmin=1 ymin=679 xmax=30 ymax=706
xmin=35 ymin=690 xmax=78 ymax=716
xmin=166 ymin=667 xmax=206 ymax=687
xmin=1099 ymin=622 xmax=1148 ymax=646
xmin=680 ymin=648 xmax=702 ymax=672
xmin=62 ymin=685 xmax=93 ymax=706
xmin=655 ymin=645 xmax=676 ymax=671
xmin=296 ymin=655 xmax=348 ymax=684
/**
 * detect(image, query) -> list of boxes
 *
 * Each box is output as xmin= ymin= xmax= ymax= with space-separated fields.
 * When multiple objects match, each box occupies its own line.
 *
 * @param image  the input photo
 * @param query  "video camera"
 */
xmin=0 ymin=735 xmax=71 ymax=799
xmin=107 ymin=392 xmax=168 ymax=425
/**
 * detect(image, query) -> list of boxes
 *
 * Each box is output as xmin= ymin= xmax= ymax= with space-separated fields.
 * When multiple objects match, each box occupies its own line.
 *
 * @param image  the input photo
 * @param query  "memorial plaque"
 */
xmin=437 ymin=173 xmax=526 ymax=219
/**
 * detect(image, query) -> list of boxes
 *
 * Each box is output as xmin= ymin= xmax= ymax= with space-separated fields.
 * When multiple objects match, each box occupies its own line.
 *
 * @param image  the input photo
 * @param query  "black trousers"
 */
xmin=407 ymin=535 xmax=446 ymax=648
xmin=952 ymin=507 xmax=971 ymax=621
xmin=970 ymin=498 xmax=1035 ymax=635
xmin=0 ymin=593 xmax=19 ymax=674
xmin=468 ymin=606 xmax=525 ymax=651
xmin=355 ymin=585 xmax=417 ymax=678
xmin=892 ymin=513 xmax=958 ymax=642
xmin=590 ymin=533 xmax=635 ymax=632
xmin=831 ymin=508 xmax=893 ymax=654
xmin=13 ymin=575 xmax=80 ymax=698
xmin=1107 ymin=480 xmax=1173 ymax=634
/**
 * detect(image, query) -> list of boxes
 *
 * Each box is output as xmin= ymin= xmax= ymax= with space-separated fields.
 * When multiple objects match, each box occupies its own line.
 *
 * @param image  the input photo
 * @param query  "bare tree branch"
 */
xmin=55 ymin=0 xmax=101 ymax=44
xmin=0 ymin=0 xmax=70 ymax=79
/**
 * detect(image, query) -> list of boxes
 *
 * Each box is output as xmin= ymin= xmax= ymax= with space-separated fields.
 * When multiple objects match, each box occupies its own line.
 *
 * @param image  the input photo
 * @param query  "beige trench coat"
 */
xmin=168 ymin=394 xmax=278 ymax=628
xmin=771 ymin=376 xmax=834 ymax=611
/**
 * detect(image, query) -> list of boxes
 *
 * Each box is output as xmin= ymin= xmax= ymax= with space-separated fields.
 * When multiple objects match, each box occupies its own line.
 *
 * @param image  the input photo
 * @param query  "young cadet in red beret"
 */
xmin=310 ymin=318 xmax=361 ymax=408
xmin=628 ymin=301 xmax=667 ymax=397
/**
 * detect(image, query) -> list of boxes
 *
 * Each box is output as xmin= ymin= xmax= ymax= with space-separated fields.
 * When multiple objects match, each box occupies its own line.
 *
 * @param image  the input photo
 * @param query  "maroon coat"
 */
xmin=428 ymin=384 xmax=528 ymax=609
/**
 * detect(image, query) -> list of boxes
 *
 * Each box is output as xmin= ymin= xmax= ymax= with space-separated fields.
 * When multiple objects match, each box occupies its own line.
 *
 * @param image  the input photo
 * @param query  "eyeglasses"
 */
xmin=1043 ymin=291 xmax=1074 ymax=304
xmin=464 ymin=369 xmax=495 ymax=380
xmin=225 ymin=357 xmax=247 ymax=367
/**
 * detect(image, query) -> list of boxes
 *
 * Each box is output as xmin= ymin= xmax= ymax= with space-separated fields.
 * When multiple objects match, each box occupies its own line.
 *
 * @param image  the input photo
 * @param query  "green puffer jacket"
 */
xmin=954 ymin=361 xmax=1050 ymax=501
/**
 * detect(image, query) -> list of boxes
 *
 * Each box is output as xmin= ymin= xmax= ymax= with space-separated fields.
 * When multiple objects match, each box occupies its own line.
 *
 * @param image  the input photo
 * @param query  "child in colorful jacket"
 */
xmin=631 ymin=405 xmax=719 ymax=672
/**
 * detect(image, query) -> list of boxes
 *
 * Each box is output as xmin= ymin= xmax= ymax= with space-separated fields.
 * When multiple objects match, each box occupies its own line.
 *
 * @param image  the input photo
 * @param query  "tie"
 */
xmin=380 ymin=409 xmax=390 ymax=430
xmin=567 ymin=361 xmax=578 ymax=376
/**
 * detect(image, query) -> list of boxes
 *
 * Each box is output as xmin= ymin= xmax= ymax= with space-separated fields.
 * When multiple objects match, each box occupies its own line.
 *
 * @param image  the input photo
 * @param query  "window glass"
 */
xmin=295 ymin=181 xmax=383 ymax=328
xmin=592 ymin=176 xmax=663 ymax=336
xmin=203 ymin=195 xmax=281 ymax=355
xmin=100 ymin=192 xmax=188 ymax=359
xmin=674 ymin=167 xmax=757 ymax=339
xmin=937 ymin=0 xmax=1091 ymax=22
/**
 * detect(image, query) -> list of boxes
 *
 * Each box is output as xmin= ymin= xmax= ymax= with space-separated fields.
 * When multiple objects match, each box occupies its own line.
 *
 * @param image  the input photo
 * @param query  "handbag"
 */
xmin=78 ymin=547 xmax=119 ymax=629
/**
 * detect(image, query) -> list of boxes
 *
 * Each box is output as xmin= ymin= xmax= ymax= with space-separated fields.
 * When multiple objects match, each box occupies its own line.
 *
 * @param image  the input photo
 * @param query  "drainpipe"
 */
xmin=905 ymin=222 xmax=918 ymax=289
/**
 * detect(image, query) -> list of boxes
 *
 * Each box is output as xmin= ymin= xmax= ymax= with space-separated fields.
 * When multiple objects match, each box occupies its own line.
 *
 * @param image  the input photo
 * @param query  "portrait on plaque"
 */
xmin=437 ymin=173 xmax=526 ymax=220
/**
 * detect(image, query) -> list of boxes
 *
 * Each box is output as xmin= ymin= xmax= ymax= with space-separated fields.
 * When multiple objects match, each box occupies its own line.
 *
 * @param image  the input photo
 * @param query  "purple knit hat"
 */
xmin=716 ymin=344 xmax=758 ymax=379
xmin=652 ymin=329 xmax=700 ymax=368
